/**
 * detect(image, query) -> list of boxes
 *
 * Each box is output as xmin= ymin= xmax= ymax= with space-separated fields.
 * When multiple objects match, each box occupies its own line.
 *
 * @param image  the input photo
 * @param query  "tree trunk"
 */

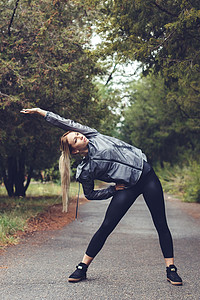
xmin=24 ymin=167 xmax=33 ymax=192
xmin=160 ymin=160 xmax=164 ymax=169
xmin=1 ymin=151 xmax=33 ymax=197
xmin=14 ymin=151 xmax=26 ymax=197
xmin=6 ymin=156 xmax=16 ymax=196
xmin=2 ymin=163 xmax=13 ymax=197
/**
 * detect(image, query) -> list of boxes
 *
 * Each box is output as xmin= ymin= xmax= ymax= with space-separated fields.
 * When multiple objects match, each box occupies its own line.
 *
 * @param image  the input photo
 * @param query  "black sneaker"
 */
xmin=68 ymin=262 xmax=88 ymax=282
xmin=166 ymin=264 xmax=182 ymax=286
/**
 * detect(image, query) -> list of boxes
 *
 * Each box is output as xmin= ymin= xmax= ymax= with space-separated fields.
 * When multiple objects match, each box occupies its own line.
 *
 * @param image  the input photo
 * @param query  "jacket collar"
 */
xmin=75 ymin=142 xmax=92 ymax=180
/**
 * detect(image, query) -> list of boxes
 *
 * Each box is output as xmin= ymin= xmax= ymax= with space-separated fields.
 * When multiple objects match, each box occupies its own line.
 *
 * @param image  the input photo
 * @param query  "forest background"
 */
xmin=0 ymin=0 xmax=199 ymax=207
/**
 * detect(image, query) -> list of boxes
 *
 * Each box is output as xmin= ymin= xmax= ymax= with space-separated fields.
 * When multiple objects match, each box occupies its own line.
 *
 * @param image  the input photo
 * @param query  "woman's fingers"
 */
xmin=115 ymin=183 xmax=125 ymax=191
xmin=20 ymin=108 xmax=38 ymax=114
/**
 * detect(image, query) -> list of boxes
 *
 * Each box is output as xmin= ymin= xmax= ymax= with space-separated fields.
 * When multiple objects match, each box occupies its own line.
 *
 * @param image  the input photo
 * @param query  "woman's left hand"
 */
xmin=20 ymin=108 xmax=47 ymax=117
xmin=115 ymin=183 xmax=125 ymax=191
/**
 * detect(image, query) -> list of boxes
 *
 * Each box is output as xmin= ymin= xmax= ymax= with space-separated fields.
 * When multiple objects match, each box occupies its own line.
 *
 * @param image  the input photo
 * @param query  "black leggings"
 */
xmin=85 ymin=166 xmax=173 ymax=259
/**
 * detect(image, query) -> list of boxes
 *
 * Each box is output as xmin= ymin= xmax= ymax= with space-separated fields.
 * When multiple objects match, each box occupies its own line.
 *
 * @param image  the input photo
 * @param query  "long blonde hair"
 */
xmin=59 ymin=132 xmax=72 ymax=212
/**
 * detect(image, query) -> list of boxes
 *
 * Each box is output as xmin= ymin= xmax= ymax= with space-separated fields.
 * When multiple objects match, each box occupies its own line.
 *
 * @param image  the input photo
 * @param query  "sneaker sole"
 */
xmin=68 ymin=277 xmax=86 ymax=283
xmin=167 ymin=278 xmax=182 ymax=286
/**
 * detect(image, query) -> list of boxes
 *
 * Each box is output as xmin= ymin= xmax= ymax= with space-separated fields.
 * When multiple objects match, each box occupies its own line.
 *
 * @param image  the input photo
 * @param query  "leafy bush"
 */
xmin=155 ymin=161 xmax=200 ymax=203
xmin=183 ymin=162 xmax=200 ymax=203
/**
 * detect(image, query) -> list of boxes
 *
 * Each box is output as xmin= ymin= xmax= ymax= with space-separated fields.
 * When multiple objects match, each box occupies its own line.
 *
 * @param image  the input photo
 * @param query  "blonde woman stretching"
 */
xmin=21 ymin=108 xmax=182 ymax=286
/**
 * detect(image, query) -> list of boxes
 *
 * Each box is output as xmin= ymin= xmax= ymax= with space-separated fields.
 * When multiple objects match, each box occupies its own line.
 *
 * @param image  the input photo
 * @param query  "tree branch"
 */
xmin=173 ymin=99 xmax=190 ymax=118
xmin=0 ymin=91 xmax=13 ymax=98
xmin=150 ymin=29 xmax=177 ymax=51
xmin=8 ymin=0 xmax=20 ymax=36
xmin=152 ymin=1 xmax=178 ymax=17
xmin=105 ymin=63 xmax=118 ymax=85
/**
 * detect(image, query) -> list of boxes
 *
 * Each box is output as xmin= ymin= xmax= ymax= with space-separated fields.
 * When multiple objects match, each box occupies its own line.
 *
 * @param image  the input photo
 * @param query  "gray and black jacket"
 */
xmin=45 ymin=111 xmax=147 ymax=200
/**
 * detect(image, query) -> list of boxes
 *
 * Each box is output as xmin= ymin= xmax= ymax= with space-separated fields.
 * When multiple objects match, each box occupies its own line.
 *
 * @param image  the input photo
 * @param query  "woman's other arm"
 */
xmin=81 ymin=178 xmax=117 ymax=200
xmin=79 ymin=171 xmax=125 ymax=200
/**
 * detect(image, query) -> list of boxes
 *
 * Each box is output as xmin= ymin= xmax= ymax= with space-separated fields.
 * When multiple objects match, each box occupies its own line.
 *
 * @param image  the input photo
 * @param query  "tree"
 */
xmin=90 ymin=0 xmax=200 ymax=132
xmin=0 ymin=0 xmax=105 ymax=197
xmin=121 ymin=74 xmax=199 ymax=165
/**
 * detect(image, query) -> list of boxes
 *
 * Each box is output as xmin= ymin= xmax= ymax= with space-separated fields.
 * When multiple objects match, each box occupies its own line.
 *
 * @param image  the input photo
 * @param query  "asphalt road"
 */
xmin=0 ymin=195 xmax=200 ymax=300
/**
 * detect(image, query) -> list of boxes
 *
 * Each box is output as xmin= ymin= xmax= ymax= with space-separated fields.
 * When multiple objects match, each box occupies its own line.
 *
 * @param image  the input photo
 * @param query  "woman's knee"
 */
xmin=98 ymin=219 xmax=116 ymax=236
xmin=155 ymin=220 xmax=170 ymax=235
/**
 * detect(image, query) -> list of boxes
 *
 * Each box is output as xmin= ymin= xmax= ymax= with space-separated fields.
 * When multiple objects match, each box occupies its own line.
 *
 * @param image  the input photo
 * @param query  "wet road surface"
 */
xmin=0 ymin=195 xmax=200 ymax=299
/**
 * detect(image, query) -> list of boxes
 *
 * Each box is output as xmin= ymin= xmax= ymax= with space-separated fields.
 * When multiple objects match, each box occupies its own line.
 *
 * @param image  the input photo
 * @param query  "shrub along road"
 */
xmin=0 ymin=194 xmax=200 ymax=300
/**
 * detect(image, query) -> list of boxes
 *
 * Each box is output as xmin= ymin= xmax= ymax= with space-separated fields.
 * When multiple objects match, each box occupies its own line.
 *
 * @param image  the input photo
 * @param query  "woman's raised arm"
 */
xmin=20 ymin=108 xmax=98 ymax=136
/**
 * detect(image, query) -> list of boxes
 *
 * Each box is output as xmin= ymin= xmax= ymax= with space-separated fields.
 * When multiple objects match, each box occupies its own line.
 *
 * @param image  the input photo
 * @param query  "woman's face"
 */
xmin=67 ymin=131 xmax=89 ymax=154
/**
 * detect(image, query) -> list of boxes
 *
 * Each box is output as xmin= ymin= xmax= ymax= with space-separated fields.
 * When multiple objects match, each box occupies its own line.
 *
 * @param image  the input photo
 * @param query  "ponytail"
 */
xmin=59 ymin=132 xmax=72 ymax=212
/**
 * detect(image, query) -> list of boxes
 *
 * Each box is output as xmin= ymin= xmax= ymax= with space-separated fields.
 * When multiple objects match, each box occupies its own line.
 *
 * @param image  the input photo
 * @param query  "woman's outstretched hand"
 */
xmin=115 ymin=183 xmax=125 ymax=191
xmin=20 ymin=108 xmax=47 ymax=117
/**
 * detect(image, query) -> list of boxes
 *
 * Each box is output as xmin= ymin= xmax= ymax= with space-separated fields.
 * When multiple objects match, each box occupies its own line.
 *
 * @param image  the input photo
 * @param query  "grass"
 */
xmin=0 ymin=181 xmax=82 ymax=247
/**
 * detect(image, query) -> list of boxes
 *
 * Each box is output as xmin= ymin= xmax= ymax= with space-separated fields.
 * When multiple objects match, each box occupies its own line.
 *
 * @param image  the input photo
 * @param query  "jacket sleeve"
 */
xmin=78 ymin=174 xmax=116 ymax=200
xmin=44 ymin=111 xmax=98 ymax=136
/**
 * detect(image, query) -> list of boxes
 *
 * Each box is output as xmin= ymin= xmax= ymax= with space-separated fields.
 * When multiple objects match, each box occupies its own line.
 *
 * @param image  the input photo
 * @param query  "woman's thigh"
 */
xmin=142 ymin=170 xmax=168 ymax=226
xmin=101 ymin=188 xmax=140 ymax=231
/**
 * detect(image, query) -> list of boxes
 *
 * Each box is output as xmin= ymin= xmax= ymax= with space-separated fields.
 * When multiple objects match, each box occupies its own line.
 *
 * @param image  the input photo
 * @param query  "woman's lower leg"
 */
xmin=142 ymin=172 xmax=182 ymax=284
xmin=143 ymin=170 xmax=174 ymax=258
xmin=82 ymin=254 xmax=94 ymax=266
xmin=165 ymin=257 xmax=174 ymax=267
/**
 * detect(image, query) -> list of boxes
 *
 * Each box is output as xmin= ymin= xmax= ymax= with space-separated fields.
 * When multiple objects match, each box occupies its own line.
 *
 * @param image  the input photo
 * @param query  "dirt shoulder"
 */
xmin=0 ymin=196 xmax=88 ymax=254
xmin=24 ymin=196 xmax=88 ymax=234
xmin=165 ymin=193 xmax=200 ymax=222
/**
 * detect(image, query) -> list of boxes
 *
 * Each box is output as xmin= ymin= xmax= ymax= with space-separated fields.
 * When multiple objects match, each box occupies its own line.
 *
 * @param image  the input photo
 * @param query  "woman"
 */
xmin=21 ymin=107 xmax=182 ymax=286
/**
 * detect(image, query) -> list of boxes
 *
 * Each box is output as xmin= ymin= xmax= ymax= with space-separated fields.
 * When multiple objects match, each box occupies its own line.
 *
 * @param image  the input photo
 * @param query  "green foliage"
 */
xmin=0 ymin=0 xmax=108 ymax=197
xmin=94 ymin=0 xmax=200 ymax=202
xmin=155 ymin=161 xmax=200 ymax=203
xmin=121 ymin=74 xmax=199 ymax=164
xmin=91 ymin=0 xmax=200 ymax=133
